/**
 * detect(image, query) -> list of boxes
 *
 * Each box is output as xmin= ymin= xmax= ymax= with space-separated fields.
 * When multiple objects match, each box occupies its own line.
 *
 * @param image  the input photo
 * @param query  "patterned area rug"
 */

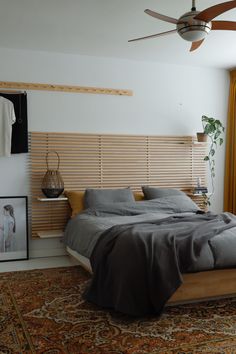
xmin=0 ymin=265 xmax=236 ymax=354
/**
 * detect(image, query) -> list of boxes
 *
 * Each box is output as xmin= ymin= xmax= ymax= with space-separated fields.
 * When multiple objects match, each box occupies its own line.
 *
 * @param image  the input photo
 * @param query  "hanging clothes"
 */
xmin=0 ymin=92 xmax=28 ymax=154
xmin=0 ymin=96 xmax=16 ymax=157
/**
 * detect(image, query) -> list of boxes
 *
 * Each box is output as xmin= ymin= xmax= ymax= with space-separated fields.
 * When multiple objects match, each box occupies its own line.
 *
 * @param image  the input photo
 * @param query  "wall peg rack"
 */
xmin=0 ymin=80 xmax=133 ymax=96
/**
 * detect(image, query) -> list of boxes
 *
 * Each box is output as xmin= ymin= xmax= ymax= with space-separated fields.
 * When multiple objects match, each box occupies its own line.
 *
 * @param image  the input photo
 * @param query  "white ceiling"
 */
xmin=0 ymin=0 xmax=236 ymax=69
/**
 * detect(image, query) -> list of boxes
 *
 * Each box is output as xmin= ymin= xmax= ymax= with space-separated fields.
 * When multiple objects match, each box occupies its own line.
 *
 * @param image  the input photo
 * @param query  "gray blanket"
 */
xmin=85 ymin=211 xmax=236 ymax=316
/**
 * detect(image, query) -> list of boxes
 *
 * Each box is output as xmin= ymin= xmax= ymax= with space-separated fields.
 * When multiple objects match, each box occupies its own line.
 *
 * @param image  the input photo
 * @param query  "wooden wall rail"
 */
xmin=0 ymin=81 xmax=133 ymax=96
xmin=30 ymin=132 xmax=207 ymax=238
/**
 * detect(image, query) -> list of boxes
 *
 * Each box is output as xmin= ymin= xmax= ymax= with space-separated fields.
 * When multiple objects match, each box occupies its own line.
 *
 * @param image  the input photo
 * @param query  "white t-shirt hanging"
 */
xmin=0 ymin=96 xmax=16 ymax=156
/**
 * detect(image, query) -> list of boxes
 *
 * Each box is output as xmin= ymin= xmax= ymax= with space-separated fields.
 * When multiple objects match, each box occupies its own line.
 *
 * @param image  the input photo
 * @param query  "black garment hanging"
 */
xmin=0 ymin=92 xmax=28 ymax=153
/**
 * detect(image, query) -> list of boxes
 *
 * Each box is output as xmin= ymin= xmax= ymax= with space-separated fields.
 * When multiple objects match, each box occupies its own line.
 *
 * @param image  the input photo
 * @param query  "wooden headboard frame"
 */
xmin=30 ymin=132 xmax=207 ymax=238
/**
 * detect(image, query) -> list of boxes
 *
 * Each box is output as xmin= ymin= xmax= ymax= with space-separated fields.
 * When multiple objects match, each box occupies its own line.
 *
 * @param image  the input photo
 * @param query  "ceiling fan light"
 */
xmin=178 ymin=27 xmax=210 ymax=42
xmin=177 ymin=10 xmax=212 ymax=42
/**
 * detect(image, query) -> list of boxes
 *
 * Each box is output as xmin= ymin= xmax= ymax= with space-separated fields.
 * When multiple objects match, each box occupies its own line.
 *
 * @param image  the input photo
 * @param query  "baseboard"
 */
xmin=29 ymin=247 xmax=67 ymax=258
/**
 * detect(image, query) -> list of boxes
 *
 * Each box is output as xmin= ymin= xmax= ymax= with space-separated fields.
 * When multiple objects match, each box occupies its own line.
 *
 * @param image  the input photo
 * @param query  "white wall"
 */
xmin=0 ymin=47 xmax=229 ymax=258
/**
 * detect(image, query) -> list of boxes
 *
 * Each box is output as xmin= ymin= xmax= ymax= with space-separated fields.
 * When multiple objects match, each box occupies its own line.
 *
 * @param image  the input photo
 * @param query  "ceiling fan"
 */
xmin=128 ymin=0 xmax=236 ymax=51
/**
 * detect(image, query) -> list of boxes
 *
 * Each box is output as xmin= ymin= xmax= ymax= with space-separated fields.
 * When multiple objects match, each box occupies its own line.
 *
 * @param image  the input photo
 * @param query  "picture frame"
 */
xmin=0 ymin=196 xmax=28 ymax=262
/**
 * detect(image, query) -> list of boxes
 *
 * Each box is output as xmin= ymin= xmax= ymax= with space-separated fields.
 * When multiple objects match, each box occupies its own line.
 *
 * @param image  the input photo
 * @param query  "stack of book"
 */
xmin=192 ymin=187 xmax=208 ymax=195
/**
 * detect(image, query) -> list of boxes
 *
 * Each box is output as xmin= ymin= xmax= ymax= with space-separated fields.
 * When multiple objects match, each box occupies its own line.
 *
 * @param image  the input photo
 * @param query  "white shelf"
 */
xmin=37 ymin=230 xmax=64 ymax=238
xmin=37 ymin=196 xmax=68 ymax=202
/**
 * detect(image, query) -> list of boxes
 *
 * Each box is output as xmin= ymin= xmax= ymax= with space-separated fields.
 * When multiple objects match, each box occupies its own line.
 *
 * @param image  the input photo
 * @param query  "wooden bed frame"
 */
xmin=170 ymin=269 xmax=236 ymax=304
xmin=30 ymin=132 xmax=236 ymax=305
xmin=67 ymin=246 xmax=236 ymax=305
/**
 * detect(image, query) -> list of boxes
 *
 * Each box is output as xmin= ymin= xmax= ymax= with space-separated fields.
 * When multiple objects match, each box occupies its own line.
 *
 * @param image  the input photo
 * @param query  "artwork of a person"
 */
xmin=0 ymin=205 xmax=16 ymax=252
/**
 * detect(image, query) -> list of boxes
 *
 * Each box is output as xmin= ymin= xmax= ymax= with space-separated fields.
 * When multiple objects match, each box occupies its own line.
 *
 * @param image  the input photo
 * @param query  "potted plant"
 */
xmin=196 ymin=131 xmax=208 ymax=142
xmin=199 ymin=115 xmax=225 ymax=205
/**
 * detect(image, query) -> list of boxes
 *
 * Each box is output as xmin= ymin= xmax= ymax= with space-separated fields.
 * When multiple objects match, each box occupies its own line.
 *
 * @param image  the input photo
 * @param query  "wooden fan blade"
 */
xmin=212 ymin=20 xmax=236 ymax=30
xmin=190 ymin=39 xmax=205 ymax=52
xmin=144 ymin=9 xmax=178 ymax=24
xmin=128 ymin=29 xmax=177 ymax=42
xmin=195 ymin=0 xmax=236 ymax=22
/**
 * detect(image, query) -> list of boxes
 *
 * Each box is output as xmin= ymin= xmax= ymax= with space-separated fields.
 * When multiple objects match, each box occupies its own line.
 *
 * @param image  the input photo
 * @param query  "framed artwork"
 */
xmin=0 ymin=196 xmax=28 ymax=262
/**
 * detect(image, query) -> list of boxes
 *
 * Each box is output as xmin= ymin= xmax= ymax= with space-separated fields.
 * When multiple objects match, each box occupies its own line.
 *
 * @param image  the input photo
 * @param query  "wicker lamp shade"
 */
xmin=41 ymin=151 xmax=64 ymax=198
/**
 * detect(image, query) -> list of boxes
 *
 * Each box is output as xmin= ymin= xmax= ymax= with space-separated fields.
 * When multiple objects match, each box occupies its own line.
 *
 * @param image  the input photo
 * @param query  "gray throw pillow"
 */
xmin=84 ymin=188 xmax=135 ymax=208
xmin=142 ymin=186 xmax=185 ymax=200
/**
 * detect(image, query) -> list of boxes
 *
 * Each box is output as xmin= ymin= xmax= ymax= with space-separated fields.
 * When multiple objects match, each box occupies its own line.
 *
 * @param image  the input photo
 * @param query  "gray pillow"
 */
xmin=150 ymin=195 xmax=200 ymax=213
xmin=84 ymin=188 xmax=135 ymax=208
xmin=142 ymin=186 xmax=185 ymax=200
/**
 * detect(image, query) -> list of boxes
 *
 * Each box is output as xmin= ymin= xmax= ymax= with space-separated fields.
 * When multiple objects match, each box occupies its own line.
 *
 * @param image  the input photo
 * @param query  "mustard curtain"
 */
xmin=224 ymin=70 xmax=236 ymax=212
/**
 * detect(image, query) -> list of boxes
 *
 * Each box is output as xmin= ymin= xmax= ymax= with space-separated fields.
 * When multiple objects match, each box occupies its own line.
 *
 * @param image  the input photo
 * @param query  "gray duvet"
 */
xmin=63 ymin=195 xmax=236 ymax=316
xmin=64 ymin=196 xmax=236 ymax=272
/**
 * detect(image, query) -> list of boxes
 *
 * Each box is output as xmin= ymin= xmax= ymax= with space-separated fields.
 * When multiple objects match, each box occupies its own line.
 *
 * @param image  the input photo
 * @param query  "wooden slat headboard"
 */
xmin=30 ymin=132 xmax=207 ymax=238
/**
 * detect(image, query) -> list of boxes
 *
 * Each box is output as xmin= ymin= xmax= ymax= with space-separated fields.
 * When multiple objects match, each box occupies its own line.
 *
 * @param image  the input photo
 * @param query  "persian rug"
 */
xmin=0 ymin=266 xmax=236 ymax=354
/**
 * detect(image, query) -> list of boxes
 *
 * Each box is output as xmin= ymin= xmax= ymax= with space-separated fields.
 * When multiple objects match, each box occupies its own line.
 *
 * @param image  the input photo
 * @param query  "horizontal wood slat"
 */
xmin=30 ymin=132 xmax=207 ymax=238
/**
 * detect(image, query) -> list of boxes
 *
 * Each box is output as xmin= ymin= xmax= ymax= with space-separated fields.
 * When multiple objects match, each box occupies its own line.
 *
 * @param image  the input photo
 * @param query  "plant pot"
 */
xmin=197 ymin=132 xmax=207 ymax=142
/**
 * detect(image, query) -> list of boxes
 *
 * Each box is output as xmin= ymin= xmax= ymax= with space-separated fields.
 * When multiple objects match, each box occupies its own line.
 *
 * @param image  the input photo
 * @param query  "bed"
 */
xmin=63 ymin=187 xmax=236 ymax=316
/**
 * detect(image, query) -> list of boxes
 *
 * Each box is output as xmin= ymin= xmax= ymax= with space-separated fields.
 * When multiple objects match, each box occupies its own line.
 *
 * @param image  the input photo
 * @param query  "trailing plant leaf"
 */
xmin=214 ymin=131 xmax=220 ymax=140
xmin=210 ymin=149 xmax=215 ymax=156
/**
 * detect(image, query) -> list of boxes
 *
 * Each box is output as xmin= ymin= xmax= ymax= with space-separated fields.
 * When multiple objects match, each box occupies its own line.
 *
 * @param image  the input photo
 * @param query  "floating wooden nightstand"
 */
xmin=187 ymin=193 xmax=209 ymax=211
xmin=36 ymin=230 xmax=64 ymax=238
xmin=35 ymin=196 xmax=69 ymax=238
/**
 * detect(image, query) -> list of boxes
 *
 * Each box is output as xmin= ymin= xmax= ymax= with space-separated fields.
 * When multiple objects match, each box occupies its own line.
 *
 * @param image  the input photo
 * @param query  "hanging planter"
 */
xmin=41 ymin=151 xmax=64 ymax=198
xmin=196 ymin=132 xmax=207 ymax=142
